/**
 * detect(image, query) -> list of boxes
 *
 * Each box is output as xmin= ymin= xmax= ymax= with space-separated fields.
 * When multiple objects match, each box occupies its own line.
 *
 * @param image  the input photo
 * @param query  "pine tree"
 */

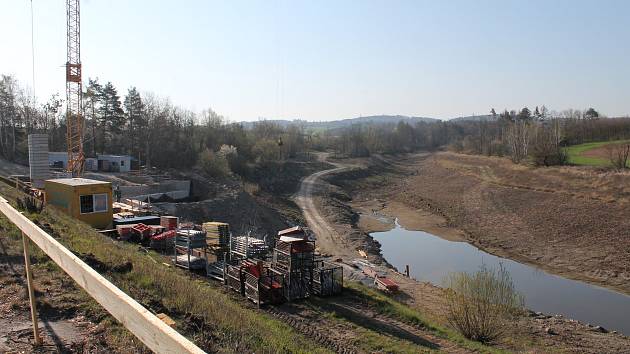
xmin=98 ymin=82 xmax=125 ymax=153
xmin=84 ymin=78 xmax=103 ymax=155
xmin=124 ymin=87 xmax=145 ymax=160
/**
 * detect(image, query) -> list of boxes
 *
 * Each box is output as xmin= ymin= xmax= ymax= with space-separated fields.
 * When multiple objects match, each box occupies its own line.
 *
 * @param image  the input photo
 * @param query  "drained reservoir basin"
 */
xmin=371 ymin=221 xmax=630 ymax=335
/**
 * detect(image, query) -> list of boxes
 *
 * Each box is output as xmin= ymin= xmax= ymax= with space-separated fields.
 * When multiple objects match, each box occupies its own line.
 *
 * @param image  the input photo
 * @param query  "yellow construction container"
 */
xmin=44 ymin=178 xmax=113 ymax=229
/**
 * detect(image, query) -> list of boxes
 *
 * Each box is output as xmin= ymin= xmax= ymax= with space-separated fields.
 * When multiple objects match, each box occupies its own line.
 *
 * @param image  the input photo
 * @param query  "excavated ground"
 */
xmin=309 ymin=152 xmax=630 ymax=353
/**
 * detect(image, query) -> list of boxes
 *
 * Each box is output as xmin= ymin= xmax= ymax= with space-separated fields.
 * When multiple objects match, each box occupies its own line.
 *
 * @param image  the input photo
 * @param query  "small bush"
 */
xmin=444 ymin=264 xmax=524 ymax=343
xmin=531 ymin=147 xmax=567 ymax=166
xmin=607 ymin=143 xmax=630 ymax=170
xmin=197 ymin=148 xmax=230 ymax=178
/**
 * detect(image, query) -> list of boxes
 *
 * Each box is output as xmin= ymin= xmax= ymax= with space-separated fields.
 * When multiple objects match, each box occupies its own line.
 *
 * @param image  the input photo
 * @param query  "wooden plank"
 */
xmin=22 ymin=232 xmax=41 ymax=345
xmin=0 ymin=196 xmax=205 ymax=354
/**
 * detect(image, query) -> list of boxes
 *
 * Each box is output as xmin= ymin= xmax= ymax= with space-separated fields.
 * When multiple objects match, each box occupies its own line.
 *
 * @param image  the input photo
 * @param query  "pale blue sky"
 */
xmin=2 ymin=0 xmax=629 ymax=121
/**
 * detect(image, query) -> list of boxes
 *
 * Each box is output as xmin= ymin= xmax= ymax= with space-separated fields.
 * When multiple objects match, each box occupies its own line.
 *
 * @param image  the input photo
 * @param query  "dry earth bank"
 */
xmin=315 ymin=152 xmax=630 ymax=353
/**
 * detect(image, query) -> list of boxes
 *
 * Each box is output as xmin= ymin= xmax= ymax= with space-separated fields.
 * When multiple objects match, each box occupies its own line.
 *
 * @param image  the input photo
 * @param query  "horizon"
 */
xmin=2 ymin=1 xmax=630 ymax=121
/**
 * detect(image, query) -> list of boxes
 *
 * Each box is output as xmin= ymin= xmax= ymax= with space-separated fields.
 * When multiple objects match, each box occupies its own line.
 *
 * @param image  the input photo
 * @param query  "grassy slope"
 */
xmin=0 ymin=183 xmax=507 ymax=353
xmin=0 ymin=184 xmax=329 ymax=353
xmin=565 ymin=140 xmax=630 ymax=167
xmin=343 ymin=283 xmax=507 ymax=354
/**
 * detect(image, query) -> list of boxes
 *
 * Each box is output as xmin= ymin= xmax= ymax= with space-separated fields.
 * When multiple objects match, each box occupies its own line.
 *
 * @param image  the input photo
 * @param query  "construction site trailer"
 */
xmin=44 ymin=178 xmax=113 ymax=229
xmin=97 ymin=154 xmax=133 ymax=172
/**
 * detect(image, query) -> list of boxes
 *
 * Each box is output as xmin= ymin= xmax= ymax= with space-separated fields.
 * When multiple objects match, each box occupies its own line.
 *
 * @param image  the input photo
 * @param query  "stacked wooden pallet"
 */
xmin=202 ymin=222 xmax=230 ymax=247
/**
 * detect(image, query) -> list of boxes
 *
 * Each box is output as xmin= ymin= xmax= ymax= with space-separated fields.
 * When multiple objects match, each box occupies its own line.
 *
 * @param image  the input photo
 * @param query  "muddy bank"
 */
xmin=318 ymin=153 xmax=630 ymax=353
xmin=329 ymin=152 xmax=630 ymax=296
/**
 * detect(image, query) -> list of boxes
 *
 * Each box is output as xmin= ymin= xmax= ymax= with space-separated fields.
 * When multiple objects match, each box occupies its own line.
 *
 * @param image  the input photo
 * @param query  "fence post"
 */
xmin=22 ymin=232 xmax=41 ymax=345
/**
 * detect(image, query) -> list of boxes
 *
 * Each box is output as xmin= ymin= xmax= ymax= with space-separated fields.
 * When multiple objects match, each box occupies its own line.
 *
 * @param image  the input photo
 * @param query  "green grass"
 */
xmin=0 ymin=184 xmax=330 ymax=353
xmin=0 ymin=184 xmax=516 ymax=353
xmin=565 ymin=140 xmax=630 ymax=167
xmin=343 ymin=282 xmax=508 ymax=353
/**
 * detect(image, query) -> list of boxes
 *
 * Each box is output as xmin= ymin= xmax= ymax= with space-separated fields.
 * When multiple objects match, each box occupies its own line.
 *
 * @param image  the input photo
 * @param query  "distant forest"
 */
xmin=2 ymin=74 xmax=630 ymax=177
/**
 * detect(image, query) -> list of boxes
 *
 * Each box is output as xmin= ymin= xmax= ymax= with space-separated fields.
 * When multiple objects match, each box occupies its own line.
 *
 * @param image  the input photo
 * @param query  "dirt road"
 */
xmin=295 ymin=152 xmax=630 ymax=353
xmin=293 ymin=153 xmax=358 ymax=258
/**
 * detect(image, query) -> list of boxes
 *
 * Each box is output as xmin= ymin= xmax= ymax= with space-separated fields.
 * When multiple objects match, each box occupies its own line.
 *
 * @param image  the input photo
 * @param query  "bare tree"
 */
xmin=607 ymin=143 xmax=630 ymax=170
xmin=505 ymin=120 xmax=530 ymax=163
xmin=531 ymin=124 xmax=567 ymax=166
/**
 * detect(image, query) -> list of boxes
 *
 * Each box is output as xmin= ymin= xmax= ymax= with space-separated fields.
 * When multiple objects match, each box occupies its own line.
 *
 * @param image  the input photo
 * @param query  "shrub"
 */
xmin=197 ymin=148 xmax=230 ymax=178
xmin=252 ymin=139 xmax=281 ymax=163
xmin=607 ymin=143 xmax=630 ymax=170
xmin=443 ymin=264 xmax=524 ymax=343
xmin=448 ymin=141 xmax=464 ymax=153
xmin=531 ymin=125 xmax=567 ymax=166
xmin=531 ymin=146 xmax=567 ymax=166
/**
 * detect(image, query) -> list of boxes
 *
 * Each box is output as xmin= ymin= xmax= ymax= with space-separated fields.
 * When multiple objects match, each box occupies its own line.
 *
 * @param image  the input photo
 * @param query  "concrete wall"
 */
xmin=119 ymin=180 xmax=190 ymax=200
xmin=28 ymin=134 xmax=49 ymax=188
xmin=49 ymin=152 xmax=69 ymax=169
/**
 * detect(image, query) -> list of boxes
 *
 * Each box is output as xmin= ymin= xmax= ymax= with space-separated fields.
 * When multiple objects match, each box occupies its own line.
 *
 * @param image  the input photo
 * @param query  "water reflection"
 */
xmin=371 ymin=221 xmax=630 ymax=334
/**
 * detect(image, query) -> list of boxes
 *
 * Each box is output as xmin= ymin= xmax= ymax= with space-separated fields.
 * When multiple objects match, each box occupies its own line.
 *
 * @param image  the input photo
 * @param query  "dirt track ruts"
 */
xmin=293 ymin=153 xmax=356 ymax=257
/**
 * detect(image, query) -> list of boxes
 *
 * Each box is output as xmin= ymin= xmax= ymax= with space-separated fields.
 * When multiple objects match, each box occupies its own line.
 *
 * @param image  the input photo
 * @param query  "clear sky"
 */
xmin=2 ymin=0 xmax=629 ymax=121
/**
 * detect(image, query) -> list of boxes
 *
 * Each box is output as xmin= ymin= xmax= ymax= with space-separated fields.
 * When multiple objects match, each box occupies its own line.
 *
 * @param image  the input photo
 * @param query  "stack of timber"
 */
xmin=312 ymin=260 xmax=343 ymax=297
xmin=202 ymin=222 xmax=230 ymax=247
xmin=173 ymin=229 xmax=207 ymax=270
xmin=203 ymin=221 xmax=231 ymax=280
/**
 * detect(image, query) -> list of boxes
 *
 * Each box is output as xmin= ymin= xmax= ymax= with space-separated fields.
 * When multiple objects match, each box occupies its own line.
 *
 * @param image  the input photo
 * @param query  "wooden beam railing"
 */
xmin=0 ymin=196 xmax=205 ymax=354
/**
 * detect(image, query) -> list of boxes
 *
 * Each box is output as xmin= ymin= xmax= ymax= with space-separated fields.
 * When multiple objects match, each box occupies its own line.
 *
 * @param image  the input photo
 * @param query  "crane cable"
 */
xmin=30 ymin=0 xmax=36 ymax=102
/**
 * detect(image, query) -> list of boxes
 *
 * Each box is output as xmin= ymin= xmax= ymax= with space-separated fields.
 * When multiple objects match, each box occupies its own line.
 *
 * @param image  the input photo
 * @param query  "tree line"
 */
xmin=2 ymin=73 xmax=630 ymax=176
xmin=0 ymin=74 xmax=311 ymax=178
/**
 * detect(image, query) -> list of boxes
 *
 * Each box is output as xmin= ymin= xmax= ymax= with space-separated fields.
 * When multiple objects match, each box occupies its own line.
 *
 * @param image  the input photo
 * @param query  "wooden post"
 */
xmin=22 ymin=232 xmax=41 ymax=345
xmin=405 ymin=264 xmax=410 ymax=277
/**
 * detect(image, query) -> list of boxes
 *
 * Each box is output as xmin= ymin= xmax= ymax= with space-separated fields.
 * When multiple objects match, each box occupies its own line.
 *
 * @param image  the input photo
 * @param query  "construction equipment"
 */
xmin=65 ymin=0 xmax=85 ymax=176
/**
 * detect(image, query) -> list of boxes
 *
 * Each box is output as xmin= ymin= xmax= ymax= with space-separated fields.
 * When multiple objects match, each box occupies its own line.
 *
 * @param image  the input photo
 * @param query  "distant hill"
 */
xmin=240 ymin=115 xmax=440 ymax=131
xmin=449 ymin=114 xmax=496 ymax=122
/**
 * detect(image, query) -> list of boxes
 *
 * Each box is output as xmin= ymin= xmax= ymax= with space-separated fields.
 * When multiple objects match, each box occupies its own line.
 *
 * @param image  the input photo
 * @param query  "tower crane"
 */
xmin=65 ymin=0 xmax=84 ymax=176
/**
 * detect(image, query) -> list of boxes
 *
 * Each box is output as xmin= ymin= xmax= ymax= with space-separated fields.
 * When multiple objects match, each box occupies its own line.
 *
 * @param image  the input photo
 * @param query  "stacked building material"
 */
xmin=374 ymin=276 xmax=399 ymax=293
xmin=173 ymin=229 xmax=207 ymax=270
xmin=201 ymin=221 xmax=232 ymax=281
xmin=202 ymin=222 xmax=230 ymax=247
xmin=225 ymin=262 xmax=245 ymax=295
xmin=312 ymin=260 xmax=343 ymax=297
xmin=149 ymin=230 xmax=176 ymax=250
xmin=160 ymin=216 xmax=179 ymax=231
xmin=230 ymin=234 xmax=269 ymax=260
xmin=116 ymin=224 xmax=134 ymax=241
xmin=132 ymin=223 xmax=152 ymax=240
xmin=272 ymin=238 xmax=316 ymax=301
xmin=175 ymin=229 xmax=207 ymax=248
xmin=206 ymin=260 xmax=227 ymax=282
xmin=242 ymin=260 xmax=285 ymax=308
xmin=272 ymin=239 xmax=315 ymax=273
